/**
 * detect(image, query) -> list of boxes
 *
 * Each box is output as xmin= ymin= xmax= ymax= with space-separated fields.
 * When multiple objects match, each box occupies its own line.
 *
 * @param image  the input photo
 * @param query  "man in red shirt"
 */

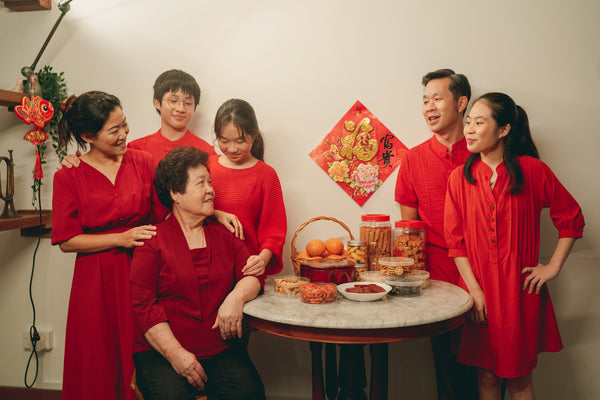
xmin=395 ymin=69 xmax=478 ymax=399
xmin=128 ymin=69 xmax=217 ymax=166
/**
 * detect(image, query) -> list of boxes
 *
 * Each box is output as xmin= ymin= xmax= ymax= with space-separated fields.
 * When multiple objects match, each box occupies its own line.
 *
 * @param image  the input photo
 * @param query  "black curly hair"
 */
xmin=154 ymin=146 xmax=209 ymax=209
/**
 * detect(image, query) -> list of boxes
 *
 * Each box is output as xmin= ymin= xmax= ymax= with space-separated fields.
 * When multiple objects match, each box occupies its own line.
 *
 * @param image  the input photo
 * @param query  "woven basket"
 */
xmin=290 ymin=216 xmax=355 ymax=276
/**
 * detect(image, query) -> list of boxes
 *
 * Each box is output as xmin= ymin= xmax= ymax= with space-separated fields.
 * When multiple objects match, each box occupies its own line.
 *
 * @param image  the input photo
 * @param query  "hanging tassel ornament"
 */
xmin=23 ymin=129 xmax=50 ymax=179
xmin=15 ymin=87 xmax=54 ymax=179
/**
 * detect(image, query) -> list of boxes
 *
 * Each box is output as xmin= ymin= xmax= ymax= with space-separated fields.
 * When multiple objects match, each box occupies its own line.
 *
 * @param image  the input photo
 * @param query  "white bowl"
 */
xmin=337 ymin=281 xmax=391 ymax=302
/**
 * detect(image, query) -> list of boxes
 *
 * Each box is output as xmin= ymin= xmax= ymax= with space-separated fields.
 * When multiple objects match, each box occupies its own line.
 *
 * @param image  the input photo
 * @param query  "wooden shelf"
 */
xmin=2 ymin=0 xmax=51 ymax=11
xmin=0 ymin=89 xmax=26 ymax=108
xmin=0 ymin=209 xmax=52 ymax=236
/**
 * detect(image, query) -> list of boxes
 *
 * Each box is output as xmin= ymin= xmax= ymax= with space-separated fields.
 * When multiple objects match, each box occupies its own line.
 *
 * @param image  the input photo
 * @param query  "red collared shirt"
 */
xmin=394 ymin=135 xmax=469 ymax=283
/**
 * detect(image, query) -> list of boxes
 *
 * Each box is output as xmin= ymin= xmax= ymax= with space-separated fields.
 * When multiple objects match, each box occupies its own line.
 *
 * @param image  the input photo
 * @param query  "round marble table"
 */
xmin=244 ymin=279 xmax=472 ymax=399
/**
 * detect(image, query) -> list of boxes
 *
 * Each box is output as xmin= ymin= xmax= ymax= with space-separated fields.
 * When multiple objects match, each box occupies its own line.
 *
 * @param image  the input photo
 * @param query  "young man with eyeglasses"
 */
xmin=128 ymin=69 xmax=216 ymax=166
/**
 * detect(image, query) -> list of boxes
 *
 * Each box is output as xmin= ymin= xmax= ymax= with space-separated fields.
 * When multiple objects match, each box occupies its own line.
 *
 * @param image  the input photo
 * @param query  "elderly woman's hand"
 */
xmin=212 ymin=292 xmax=245 ymax=340
xmin=168 ymin=347 xmax=208 ymax=391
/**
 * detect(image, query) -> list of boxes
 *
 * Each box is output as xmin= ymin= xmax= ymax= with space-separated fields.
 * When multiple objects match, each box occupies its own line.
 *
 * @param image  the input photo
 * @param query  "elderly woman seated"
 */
xmin=130 ymin=146 xmax=266 ymax=400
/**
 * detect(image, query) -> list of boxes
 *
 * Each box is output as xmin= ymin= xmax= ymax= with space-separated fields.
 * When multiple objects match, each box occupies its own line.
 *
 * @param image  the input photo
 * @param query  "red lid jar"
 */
xmin=392 ymin=220 xmax=426 ymax=270
xmin=359 ymin=214 xmax=392 ymax=271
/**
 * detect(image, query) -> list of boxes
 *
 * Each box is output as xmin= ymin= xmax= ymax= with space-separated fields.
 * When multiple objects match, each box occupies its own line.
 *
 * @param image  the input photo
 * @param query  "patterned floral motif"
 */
xmin=309 ymin=100 xmax=408 ymax=206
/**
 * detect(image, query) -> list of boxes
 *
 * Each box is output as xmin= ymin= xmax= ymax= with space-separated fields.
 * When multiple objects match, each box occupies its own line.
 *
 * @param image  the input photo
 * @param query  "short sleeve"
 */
xmin=395 ymin=153 xmax=418 ymax=207
xmin=51 ymin=170 xmax=84 ymax=245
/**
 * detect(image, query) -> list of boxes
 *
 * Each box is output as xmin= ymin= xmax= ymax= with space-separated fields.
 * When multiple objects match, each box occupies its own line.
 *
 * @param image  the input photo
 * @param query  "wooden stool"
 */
xmin=131 ymin=369 xmax=207 ymax=400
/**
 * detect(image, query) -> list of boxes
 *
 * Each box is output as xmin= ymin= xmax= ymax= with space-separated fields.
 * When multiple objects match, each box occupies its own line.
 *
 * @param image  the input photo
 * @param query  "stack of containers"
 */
xmin=392 ymin=220 xmax=426 ymax=271
xmin=347 ymin=239 xmax=368 ymax=280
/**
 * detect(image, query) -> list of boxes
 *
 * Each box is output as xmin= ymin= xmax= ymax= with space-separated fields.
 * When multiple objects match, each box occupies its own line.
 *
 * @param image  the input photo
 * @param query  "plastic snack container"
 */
xmin=300 ymin=283 xmax=338 ymax=304
xmin=407 ymin=270 xmax=430 ymax=289
xmin=359 ymin=270 xmax=387 ymax=283
xmin=392 ymin=220 xmax=426 ymax=271
xmin=378 ymin=257 xmax=414 ymax=276
xmin=274 ymin=276 xmax=309 ymax=296
xmin=386 ymin=276 xmax=423 ymax=297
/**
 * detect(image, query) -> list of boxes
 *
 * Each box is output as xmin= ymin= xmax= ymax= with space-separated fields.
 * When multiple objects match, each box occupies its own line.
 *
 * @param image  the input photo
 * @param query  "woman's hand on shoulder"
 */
xmin=213 ymin=210 xmax=244 ymax=239
xmin=168 ymin=347 xmax=207 ymax=391
xmin=212 ymin=292 xmax=245 ymax=340
xmin=56 ymin=150 xmax=81 ymax=170
xmin=120 ymin=225 xmax=157 ymax=248
xmin=522 ymin=263 xmax=561 ymax=295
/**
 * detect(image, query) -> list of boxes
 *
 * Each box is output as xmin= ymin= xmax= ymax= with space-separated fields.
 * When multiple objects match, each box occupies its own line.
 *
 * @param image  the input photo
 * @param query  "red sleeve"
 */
xmin=130 ymin=238 xmax=168 ymax=335
xmin=51 ymin=170 xmax=84 ymax=245
xmin=140 ymin=152 xmax=168 ymax=223
xmin=395 ymin=152 xmax=418 ymax=207
xmin=536 ymin=161 xmax=584 ymax=238
xmin=233 ymin=235 xmax=265 ymax=290
xmin=256 ymin=166 xmax=287 ymax=276
xmin=444 ymin=170 xmax=468 ymax=258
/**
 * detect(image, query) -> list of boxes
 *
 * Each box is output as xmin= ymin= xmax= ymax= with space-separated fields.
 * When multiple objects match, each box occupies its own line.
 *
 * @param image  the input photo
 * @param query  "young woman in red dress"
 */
xmin=52 ymin=91 xmax=166 ymax=400
xmin=206 ymin=99 xmax=287 ymax=277
xmin=444 ymin=92 xmax=584 ymax=400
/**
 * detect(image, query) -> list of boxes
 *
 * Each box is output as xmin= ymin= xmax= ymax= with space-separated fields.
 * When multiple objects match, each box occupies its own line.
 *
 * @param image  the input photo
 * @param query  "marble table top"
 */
xmin=244 ymin=279 xmax=473 ymax=330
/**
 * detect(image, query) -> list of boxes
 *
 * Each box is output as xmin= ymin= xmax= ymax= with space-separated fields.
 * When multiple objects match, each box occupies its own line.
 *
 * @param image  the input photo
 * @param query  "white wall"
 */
xmin=1 ymin=0 xmax=598 ymax=398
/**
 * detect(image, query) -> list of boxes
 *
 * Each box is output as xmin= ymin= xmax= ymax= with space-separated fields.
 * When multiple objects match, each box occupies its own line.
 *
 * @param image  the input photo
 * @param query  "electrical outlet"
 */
xmin=22 ymin=329 xmax=54 ymax=351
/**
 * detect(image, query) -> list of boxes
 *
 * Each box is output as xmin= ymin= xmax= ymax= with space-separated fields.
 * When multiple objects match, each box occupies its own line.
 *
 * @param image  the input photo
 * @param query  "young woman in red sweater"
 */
xmin=206 ymin=99 xmax=287 ymax=277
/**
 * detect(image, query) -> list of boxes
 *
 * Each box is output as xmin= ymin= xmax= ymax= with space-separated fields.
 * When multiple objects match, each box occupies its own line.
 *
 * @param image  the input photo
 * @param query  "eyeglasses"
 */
xmin=163 ymin=98 xmax=195 ymax=110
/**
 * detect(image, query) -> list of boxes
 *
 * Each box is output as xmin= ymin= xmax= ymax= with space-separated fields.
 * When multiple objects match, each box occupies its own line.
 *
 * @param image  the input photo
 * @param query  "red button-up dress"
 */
xmin=444 ymin=156 xmax=584 ymax=378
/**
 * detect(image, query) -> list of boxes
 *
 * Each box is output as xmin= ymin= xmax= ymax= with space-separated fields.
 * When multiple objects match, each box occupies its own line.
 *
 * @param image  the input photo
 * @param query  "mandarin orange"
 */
xmin=325 ymin=238 xmax=344 ymax=255
xmin=306 ymin=239 xmax=327 ymax=257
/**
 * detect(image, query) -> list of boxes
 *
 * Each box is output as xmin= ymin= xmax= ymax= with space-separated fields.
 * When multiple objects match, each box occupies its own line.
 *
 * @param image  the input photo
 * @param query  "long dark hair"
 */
xmin=57 ymin=91 xmax=122 ymax=152
xmin=464 ymin=92 xmax=539 ymax=195
xmin=213 ymin=98 xmax=265 ymax=161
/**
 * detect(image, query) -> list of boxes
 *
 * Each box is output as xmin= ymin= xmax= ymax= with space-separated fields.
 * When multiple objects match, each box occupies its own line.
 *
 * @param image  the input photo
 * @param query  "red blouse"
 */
xmin=130 ymin=217 xmax=264 ymax=359
xmin=444 ymin=156 xmax=584 ymax=377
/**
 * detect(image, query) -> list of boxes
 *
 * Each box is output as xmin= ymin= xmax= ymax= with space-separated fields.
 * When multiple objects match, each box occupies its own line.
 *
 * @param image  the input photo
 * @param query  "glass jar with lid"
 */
xmin=359 ymin=214 xmax=391 ymax=271
xmin=392 ymin=220 xmax=426 ymax=271
xmin=347 ymin=240 xmax=368 ymax=265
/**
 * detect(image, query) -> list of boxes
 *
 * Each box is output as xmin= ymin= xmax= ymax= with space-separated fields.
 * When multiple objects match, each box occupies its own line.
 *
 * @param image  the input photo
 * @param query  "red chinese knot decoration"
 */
xmin=309 ymin=100 xmax=407 ymax=206
xmin=14 ymin=95 xmax=54 ymax=179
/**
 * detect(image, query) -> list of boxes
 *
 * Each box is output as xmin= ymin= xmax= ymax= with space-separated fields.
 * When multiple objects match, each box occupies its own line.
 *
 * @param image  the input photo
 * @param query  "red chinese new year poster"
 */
xmin=309 ymin=100 xmax=407 ymax=206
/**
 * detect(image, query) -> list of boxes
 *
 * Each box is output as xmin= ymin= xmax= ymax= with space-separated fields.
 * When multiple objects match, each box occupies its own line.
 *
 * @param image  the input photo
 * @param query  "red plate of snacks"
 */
xmin=337 ymin=282 xmax=391 ymax=302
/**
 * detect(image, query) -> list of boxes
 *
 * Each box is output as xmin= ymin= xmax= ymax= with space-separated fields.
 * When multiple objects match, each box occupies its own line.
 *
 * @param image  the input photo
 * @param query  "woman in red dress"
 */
xmin=444 ymin=92 xmax=584 ymax=400
xmin=52 ymin=91 xmax=166 ymax=400
xmin=206 ymin=99 xmax=287 ymax=277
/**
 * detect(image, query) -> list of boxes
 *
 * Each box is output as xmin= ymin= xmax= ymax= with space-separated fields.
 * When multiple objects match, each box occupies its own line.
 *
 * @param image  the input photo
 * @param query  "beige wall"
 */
xmin=1 ymin=1 xmax=598 ymax=398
